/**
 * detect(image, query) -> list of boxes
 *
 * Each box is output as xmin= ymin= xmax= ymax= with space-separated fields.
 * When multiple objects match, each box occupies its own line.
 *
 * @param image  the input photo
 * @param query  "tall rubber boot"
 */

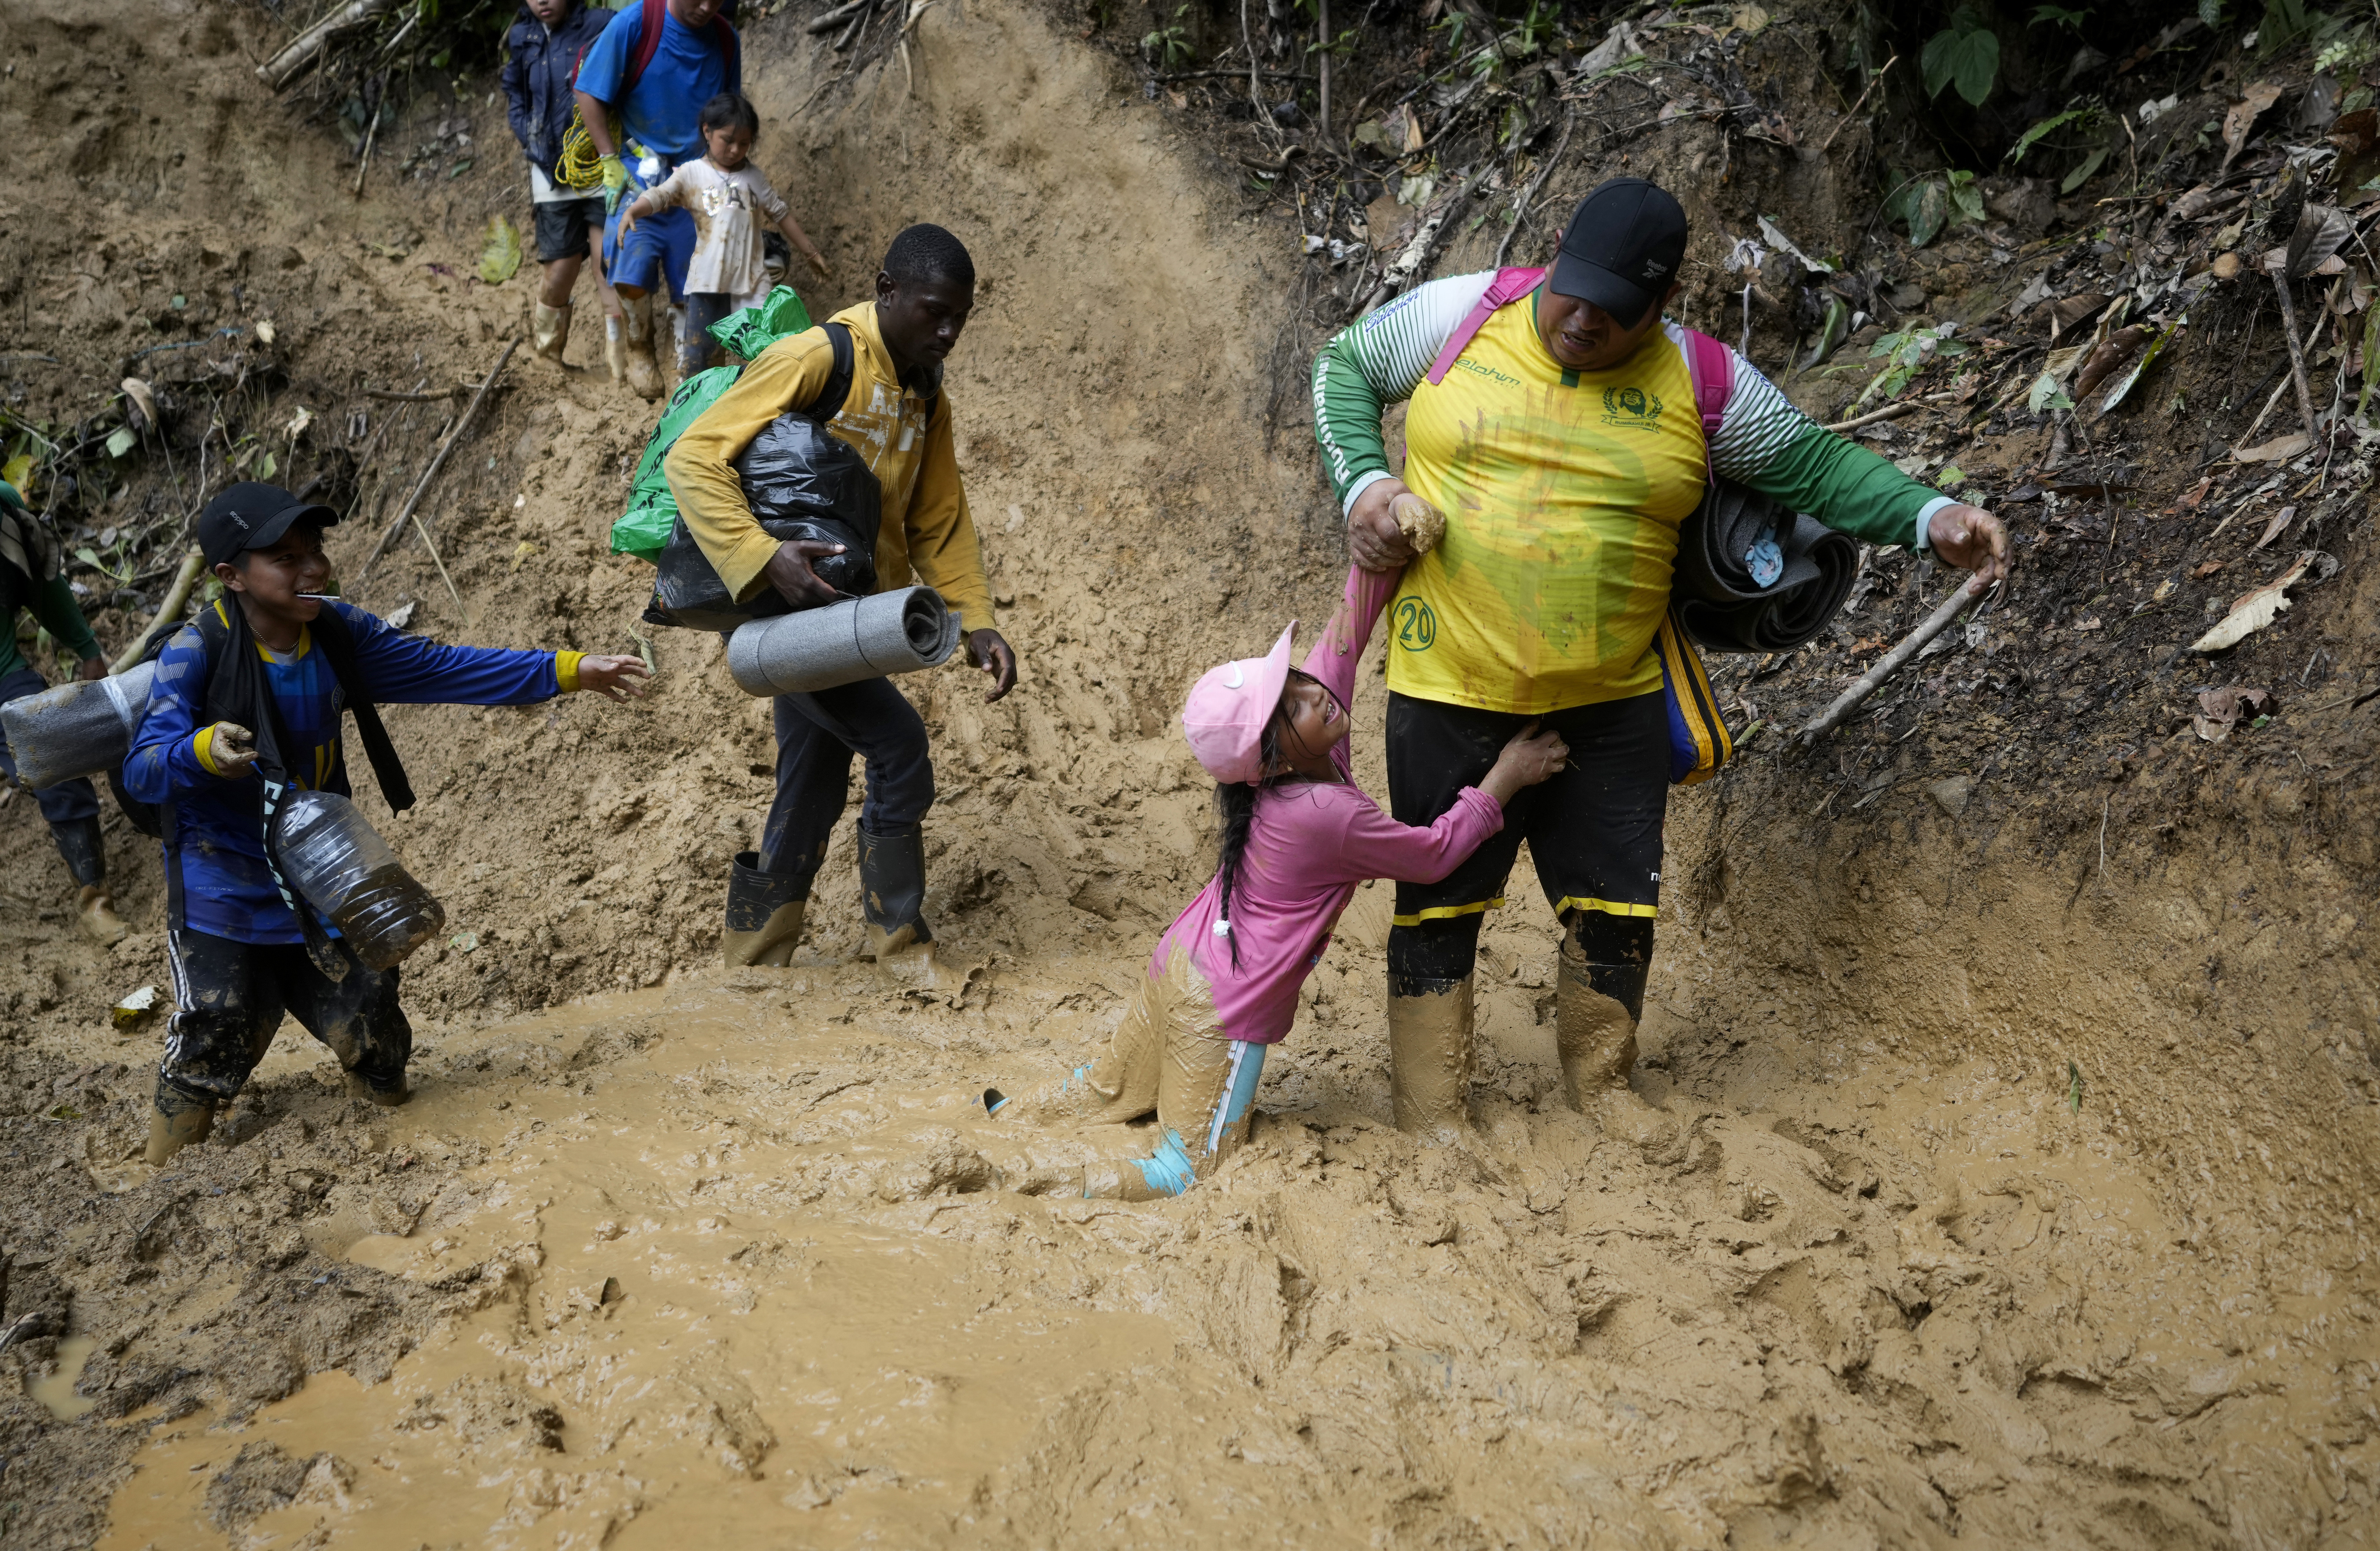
xmin=53 ymin=817 xmax=126 ymax=946
xmin=1555 ymin=933 xmax=1681 ymax=1158
xmin=603 ymin=312 xmax=628 ymax=384
xmin=858 ymin=826 xmax=980 ymax=1002
xmin=1387 ymin=975 xmax=1473 ymax=1142
xmin=619 ymin=293 xmax=663 ymax=400
xmin=723 ymin=851 xmax=807 ymax=968
xmin=145 ymin=1082 xmax=216 ymax=1166
xmin=532 ymin=301 xmax=573 ymax=364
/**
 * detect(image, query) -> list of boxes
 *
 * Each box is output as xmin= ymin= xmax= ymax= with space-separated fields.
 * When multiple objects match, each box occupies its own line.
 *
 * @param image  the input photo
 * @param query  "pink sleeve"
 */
xmin=1327 ymin=786 xmax=1503 ymax=885
xmin=1301 ymin=563 xmax=1400 ymax=712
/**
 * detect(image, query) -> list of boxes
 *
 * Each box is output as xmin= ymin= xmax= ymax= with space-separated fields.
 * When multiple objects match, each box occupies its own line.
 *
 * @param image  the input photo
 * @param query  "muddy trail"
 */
xmin=3 ymin=0 xmax=2379 ymax=1545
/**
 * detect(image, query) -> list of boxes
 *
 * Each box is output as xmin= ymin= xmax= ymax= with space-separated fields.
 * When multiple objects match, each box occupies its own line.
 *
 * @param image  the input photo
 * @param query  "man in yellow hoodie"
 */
xmin=666 ymin=224 xmax=1017 ymax=986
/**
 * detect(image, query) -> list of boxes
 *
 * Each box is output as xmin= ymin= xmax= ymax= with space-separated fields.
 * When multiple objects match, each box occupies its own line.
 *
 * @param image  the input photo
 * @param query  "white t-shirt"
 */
xmin=528 ymin=164 xmax=590 ymax=206
xmin=641 ymin=158 xmax=791 ymax=298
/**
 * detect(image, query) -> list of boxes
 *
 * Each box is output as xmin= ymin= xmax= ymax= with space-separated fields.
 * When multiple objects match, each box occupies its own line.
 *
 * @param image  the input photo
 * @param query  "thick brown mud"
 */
xmin=3 ymin=0 xmax=2377 ymax=1545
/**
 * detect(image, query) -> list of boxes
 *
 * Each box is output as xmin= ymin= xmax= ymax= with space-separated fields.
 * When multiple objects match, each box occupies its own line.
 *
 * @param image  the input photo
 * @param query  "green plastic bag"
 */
xmin=609 ymin=286 xmax=817 ymax=562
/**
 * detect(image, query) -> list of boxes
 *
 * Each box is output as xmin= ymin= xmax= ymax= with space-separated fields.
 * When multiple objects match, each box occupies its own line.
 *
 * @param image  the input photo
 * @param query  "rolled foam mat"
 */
xmin=1672 ymin=482 xmax=1860 ymax=654
xmin=726 ymin=587 xmax=962 ymax=698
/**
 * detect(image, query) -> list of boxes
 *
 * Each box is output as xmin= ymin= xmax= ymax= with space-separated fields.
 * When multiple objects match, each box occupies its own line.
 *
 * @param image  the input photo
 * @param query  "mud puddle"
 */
xmin=87 ymin=933 xmax=2380 ymax=1548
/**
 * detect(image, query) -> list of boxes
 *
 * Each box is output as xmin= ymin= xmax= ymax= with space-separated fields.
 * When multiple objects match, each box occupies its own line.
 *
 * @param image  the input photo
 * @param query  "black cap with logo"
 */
xmin=199 ymin=482 xmax=338 ymax=567
xmin=1547 ymin=177 xmax=1690 ymax=330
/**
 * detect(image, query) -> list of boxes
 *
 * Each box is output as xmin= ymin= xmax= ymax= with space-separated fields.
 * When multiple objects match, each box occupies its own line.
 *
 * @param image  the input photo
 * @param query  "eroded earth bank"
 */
xmin=2 ymin=0 xmax=2378 ymax=1546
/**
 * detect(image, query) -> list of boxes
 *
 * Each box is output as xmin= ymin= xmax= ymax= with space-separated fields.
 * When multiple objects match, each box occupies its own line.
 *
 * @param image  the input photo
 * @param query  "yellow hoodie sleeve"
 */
xmin=901 ymin=394 xmax=995 ymax=636
xmin=664 ymin=329 xmax=838 ymax=604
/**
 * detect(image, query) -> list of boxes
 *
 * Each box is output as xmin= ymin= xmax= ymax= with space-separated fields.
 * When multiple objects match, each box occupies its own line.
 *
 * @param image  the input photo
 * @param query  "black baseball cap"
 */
xmin=1547 ymin=178 xmax=1690 ymax=330
xmin=199 ymin=482 xmax=337 ymax=567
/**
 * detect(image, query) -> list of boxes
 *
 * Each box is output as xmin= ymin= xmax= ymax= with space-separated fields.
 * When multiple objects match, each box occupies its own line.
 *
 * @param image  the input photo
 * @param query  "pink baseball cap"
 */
xmin=1181 ymin=623 xmax=1296 ymax=785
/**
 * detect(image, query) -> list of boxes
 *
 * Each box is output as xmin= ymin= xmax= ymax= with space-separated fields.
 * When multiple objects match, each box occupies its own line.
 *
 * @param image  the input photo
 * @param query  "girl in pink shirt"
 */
xmin=987 ymin=564 xmax=1567 ymax=1198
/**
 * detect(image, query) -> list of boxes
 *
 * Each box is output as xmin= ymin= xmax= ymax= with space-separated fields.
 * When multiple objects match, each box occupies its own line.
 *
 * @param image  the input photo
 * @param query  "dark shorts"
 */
xmin=158 ymin=927 xmax=411 ymax=1105
xmin=533 ymin=195 xmax=609 ymax=264
xmin=1386 ymin=687 xmax=1668 ymax=936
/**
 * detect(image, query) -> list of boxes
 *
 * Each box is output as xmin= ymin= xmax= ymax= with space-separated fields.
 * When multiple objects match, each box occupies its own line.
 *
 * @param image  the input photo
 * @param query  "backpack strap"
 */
xmin=308 ymin=609 xmax=415 ymax=814
xmin=623 ymin=0 xmax=665 ymax=95
xmin=1680 ymin=326 xmax=1734 ymax=475
xmin=812 ymin=322 xmax=855 ymax=423
xmin=1423 ymin=267 xmax=1545 ymax=386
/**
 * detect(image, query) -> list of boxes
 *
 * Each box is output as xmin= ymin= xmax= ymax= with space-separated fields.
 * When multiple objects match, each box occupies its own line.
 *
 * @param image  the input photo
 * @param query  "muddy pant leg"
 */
xmin=157 ymin=929 xmax=286 ymax=1112
xmin=679 ymin=291 xmax=734 ymax=375
xmin=279 ymin=935 xmax=411 ymax=1100
xmin=760 ymin=678 xmax=933 ymax=893
xmin=1084 ymin=957 xmax=1262 ymax=1200
xmin=992 ymin=957 xmax=1167 ymax=1126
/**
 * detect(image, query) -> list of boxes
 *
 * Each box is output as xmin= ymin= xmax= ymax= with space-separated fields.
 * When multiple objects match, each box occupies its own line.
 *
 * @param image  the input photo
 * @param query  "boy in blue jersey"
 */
xmin=125 ymin=483 xmax=649 ymax=1165
xmin=571 ymin=0 xmax=742 ymax=399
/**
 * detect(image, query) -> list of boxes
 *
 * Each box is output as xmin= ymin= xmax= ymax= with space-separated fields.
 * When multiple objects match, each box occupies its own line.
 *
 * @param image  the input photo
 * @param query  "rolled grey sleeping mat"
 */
xmin=0 ymin=660 xmax=159 ymax=790
xmin=726 ymin=586 xmax=963 ymax=698
xmin=272 ymin=789 xmax=447 ymax=972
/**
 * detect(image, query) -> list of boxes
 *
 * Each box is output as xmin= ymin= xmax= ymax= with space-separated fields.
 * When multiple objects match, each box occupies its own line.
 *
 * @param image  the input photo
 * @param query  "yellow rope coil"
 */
xmin=554 ymin=108 xmax=626 ymax=191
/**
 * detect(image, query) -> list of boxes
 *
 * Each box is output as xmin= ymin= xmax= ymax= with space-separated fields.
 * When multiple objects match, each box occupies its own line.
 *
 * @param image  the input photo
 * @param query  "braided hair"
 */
xmin=1211 ymin=689 xmax=1304 ymax=969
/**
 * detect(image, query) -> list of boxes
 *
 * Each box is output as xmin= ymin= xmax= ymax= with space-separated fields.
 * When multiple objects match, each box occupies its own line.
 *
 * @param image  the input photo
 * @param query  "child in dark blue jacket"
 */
xmin=125 ymin=484 xmax=649 ymax=1165
xmin=502 ymin=0 xmax=623 ymax=377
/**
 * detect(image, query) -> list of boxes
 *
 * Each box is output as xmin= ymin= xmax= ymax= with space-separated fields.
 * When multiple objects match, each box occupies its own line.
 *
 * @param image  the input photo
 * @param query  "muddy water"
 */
xmin=92 ymin=938 xmax=2380 ymax=1547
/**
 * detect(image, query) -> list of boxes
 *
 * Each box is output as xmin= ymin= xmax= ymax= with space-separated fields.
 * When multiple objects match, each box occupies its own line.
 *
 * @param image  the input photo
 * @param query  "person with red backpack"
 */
xmin=571 ymin=0 xmax=743 ymax=399
xmin=1311 ymin=177 xmax=2010 ymax=1151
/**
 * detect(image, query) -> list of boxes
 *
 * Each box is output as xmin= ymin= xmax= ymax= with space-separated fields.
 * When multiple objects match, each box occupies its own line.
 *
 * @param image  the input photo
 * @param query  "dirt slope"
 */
xmin=0 ymin=0 xmax=2376 ymax=1546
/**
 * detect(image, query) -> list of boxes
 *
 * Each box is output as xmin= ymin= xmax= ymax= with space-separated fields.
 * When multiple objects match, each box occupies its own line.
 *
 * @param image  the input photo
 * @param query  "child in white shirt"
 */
xmin=620 ymin=92 xmax=831 ymax=378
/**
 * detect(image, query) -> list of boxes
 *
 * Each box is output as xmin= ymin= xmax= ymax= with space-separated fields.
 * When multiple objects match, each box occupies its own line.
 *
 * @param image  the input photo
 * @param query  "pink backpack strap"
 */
xmin=1423 ymin=267 xmax=1546 ymax=385
xmin=1680 ymin=326 xmax=1733 ymax=476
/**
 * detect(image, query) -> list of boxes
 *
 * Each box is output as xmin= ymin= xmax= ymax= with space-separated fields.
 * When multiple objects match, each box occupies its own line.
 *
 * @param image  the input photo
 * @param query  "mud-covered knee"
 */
xmin=1387 ymin=915 xmax=1486 ymax=983
xmin=1560 ymin=913 xmax=1654 ymax=1021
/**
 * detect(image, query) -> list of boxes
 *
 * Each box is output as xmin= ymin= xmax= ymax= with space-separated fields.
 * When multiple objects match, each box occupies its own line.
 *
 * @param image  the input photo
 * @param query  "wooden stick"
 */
xmin=1817 ymin=55 xmax=1895 ymax=155
xmin=362 ymin=386 xmax=464 ymax=401
xmin=352 ymin=103 xmax=382 ymax=199
xmin=1317 ymin=0 xmax=1330 ymax=143
xmin=804 ymin=0 xmax=869 ymax=32
xmin=1797 ymin=577 xmax=1986 ymax=744
xmin=2269 ymin=269 xmax=2324 ymax=451
xmin=1494 ymin=107 xmax=1576 ymax=270
xmin=354 ymin=338 xmax=517 ymax=591
xmin=110 ymin=546 xmax=205 ymax=674
xmin=257 ymin=0 xmax=399 ymax=90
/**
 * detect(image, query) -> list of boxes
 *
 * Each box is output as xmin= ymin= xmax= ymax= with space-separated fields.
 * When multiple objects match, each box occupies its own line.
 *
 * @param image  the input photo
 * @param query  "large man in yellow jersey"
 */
xmin=668 ymin=224 xmax=1018 ymax=990
xmin=1311 ymin=179 xmax=2009 ymax=1148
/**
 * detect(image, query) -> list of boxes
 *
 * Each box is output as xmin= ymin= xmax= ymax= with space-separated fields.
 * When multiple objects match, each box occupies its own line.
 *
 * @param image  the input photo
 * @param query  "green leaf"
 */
xmin=2060 ymin=143 xmax=2109 ymax=193
xmin=105 ymin=425 xmax=137 ymax=459
xmin=1889 ymin=178 xmax=1951 ymax=247
xmin=1936 ymin=463 xmax=1969 ymax=487
xmin=2199 ymin=0 xmax=2223 ymax=23
xmin=255 ymin=450 xmax=277 ymax=481
xmin=1947 ymin=171 xmax=1987 ymax=226
xmin=2027 ymin=372 xmax=2075 ymax=413
xmin=479 ymin=214 xmax=523 ymax=286
xmin=1922 ymin=18 xmax=2000 ymax=105
xmin=2011 ymin=107 xmax=2084 ymax=162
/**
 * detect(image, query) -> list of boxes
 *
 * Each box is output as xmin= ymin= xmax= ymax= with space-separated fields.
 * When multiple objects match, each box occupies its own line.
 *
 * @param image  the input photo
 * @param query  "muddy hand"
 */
xmin=967 ymin=628 xmax=1017 ymax=703
xmin=206 ymin=721 xmax=259 ymax=780
xmin=575 ymin=654 xmax=651 ymax=701
xmin=1478 ymin=720 xmax=1568 ymax=806
xmin=74 ymin=655 xmax=107 ymax=683
xmin=1926 ymin=503 xmax=2011 ymax=590
xmin=764 ymin=538 xmax=846 ymax=609
xmin=1347 ymin=478 xmax=1418 ymax=572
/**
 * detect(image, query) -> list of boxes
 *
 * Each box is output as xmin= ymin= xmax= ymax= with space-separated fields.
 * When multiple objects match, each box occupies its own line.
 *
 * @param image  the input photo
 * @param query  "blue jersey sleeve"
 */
xmin=572 ymin=4 xmax=637 ymax=103
xmin=337 ymin=603 xmax=562 ymax=705
xmin=123 ymin=623 xmax=218 ymax=804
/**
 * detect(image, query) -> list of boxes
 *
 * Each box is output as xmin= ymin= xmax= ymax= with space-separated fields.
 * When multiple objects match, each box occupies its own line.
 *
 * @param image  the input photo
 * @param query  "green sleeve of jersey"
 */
xmin=1312 ymin=329 xmax=1393 ymax=510
xmin=1736 ymin=422 xmax=1941 ymax=549
xmin=33 ymin=572 xmax=101 ymax=661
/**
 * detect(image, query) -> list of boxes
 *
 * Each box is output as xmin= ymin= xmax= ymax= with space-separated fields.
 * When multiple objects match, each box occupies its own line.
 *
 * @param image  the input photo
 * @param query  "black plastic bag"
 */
xmin=1671 ymin=480 xmax=1859 ymax=654
xmin=644 ymin=412 xmax=882 ymax=631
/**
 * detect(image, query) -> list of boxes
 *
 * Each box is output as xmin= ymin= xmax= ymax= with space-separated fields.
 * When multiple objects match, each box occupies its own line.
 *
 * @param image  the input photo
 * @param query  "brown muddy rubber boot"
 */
xmin=723 ymin=852 xmax=807 ymax=968
xmin=858 ymin=827 xmax=982 ymax=1003
xmin=144 ymin=1089 xmax=216 ymax=1166
xmin=1555 ymin=936 xmax=1680 ymax=1157
xmin=345 ymin=1072 xmax=412 ymax=1107
xmin=532 ymin=301 xmax=572 ymax=363
xmin=1388 ymin=975 xmax=1474 ymax=1142
xmin=77 ymin=884 xmax=129 ymax=946
xmin=603 ymin=312 xmax=628 ymax=383
xmin=619 ymin=293 xmax=662 ymax=400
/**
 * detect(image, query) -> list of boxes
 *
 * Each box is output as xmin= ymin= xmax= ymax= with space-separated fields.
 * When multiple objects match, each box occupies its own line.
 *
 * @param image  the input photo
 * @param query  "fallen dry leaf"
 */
xmin=2190 ymin=551 xmax=2326 ymax=652
xmin=2192 ymin=685 xmax=2273 ymax=742
xmin=2233 ymin=433 xmax=2312 ymax=462
xmin=2253 ymin=503 xmax=2298 ymax=550
xmin=2194 ymin=559 xmax=2226 ymax=577
xmin=2212 ymin=251 xmax=2244 ymax=280
xmin=2223 ymin=81 xmax=2286 ymax=171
